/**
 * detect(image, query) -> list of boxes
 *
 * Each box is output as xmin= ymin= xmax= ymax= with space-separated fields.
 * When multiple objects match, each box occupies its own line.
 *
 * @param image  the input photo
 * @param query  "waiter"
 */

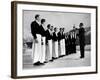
xmin=72 ymin=26 xmax=76 ymax=53
xmin=52 ymin=27 xmax=59 ymax=59
xmin=45 ymin=24 xmax=53 ymax=62
xmin=58 ymin=28 xmax=62 ymax=57
xmin=78 ymin=23 xmax=85 ymax=58
xmin=71 ymin=32 xmax=74 ymax=54
xmin=31 ymin=14 xmax=43 ymax=65
xmin=62 ymin=28 xmax=66 ymax=56
xmin=65 ymin=33 xmax=69 ymax=55
xmin=68 ymin=32 xmax=72 ymax=54
xmin=50 ymin=26 xmax=54 ymax=61
xmin=40 ymin=19 xmax=46 ymax=64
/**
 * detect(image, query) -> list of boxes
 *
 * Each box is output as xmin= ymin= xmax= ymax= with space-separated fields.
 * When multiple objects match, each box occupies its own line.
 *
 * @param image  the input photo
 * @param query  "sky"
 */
xmin=23 ymin=10 xmax=91 ymax=39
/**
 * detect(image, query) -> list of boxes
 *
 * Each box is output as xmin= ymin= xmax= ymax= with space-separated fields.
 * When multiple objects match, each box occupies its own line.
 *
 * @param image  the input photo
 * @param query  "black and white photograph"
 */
xmin=23 ymin=10 xmax=91 ymax=69
xmin=11 ymin=1 xmax=97 ymax=78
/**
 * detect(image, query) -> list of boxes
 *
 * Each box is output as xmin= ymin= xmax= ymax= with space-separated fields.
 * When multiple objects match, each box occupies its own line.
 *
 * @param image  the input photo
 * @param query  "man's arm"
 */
xmin=31 ymin=22 xmax=37 ymax=39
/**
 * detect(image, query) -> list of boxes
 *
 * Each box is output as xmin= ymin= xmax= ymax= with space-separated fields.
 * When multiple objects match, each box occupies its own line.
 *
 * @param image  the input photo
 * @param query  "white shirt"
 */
xmin=48 ymin=29 xmax=52 ymax=35
xmin=55 ymin=32 xmax=58 ymax=36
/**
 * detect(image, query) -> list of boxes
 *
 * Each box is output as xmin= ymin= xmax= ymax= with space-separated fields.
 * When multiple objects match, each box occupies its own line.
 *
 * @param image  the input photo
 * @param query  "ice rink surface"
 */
xmin=23 ymin=45 xmax=91 ymax=69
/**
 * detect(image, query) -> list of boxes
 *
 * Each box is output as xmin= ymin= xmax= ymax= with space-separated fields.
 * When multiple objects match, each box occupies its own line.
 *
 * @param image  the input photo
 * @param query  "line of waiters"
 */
xmin=31 ymin=14 xmax=77 ymax=66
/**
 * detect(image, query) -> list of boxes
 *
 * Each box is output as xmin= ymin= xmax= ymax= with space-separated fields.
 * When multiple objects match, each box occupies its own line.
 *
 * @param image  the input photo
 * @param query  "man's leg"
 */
xmin=52 ymin=41 xmax=56 ymax=59
xmin=59 ymin=40 xmax=62 ymax=56
xmin=48 ymin=40 xmax=53 ymax=61
xmin=63 ymin=39 xmax=66 ymax=55
xmin=40 ymin=37 xmax=46 ymax=64
xmin=45 ymin=44 xmax=49 ymax=62
xmin=33 ymin=34 xmax=41 ymax=65
xmin=74 ymin=44 xmax=76 ymax=53
xmin=81 ymin=46 xmax=85 ymax=58
xmin=59 ymin=40 xmax=62 ymax=57
xmin=80 ymin=45 xmax=84 ymax=58
xmin=55 ymin=41 xmax=59 ymax=58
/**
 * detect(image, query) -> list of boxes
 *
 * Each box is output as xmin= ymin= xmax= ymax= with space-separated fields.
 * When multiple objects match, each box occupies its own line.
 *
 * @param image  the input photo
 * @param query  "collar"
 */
xmin=36 ymin=20 xmax=40 ymax=25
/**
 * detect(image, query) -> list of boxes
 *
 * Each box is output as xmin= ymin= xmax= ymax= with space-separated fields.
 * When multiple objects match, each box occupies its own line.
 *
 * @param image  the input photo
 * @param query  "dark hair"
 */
xmin=79 ymin=23 xmax=83 ymax=26
xmin=54 ymin=27 xmax=57 ymax=31
xmin=47 ymin=24 xmax=51 ymax=29
xmin=35 ymin=14 xmax=40 ymax=19
xmin=54 ymin=27 xmax=56 ymax=29
xmin=60 ymin=28 xmax=62 ymax=30
xmin=62 ymin=28 xmax=65 ymax=30
xmin=62 ymin=28 xmax=65 ymax=31
xmin=73 ymin=26 xmax=75 ymax=28
xmin=51 ymin=26 xmax=53 ymax=28
xmin=41 ymin=19 xmax=45 ymax=24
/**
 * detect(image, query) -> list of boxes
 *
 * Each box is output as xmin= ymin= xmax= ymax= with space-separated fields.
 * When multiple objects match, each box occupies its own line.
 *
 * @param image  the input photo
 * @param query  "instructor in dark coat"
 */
xmin=78 ymin=23 xmax=85 ymax=58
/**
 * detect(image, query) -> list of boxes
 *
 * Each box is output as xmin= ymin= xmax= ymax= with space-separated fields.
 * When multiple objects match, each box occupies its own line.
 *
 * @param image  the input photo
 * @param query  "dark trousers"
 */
xmin=80 ymin=45 xmax=85 ymax=58
xmin=73 ymin=44 xmax=76 ymax=53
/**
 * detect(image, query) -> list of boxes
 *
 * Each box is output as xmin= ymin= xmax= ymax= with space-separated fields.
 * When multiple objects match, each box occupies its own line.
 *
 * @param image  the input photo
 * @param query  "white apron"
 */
xmin=62 ymin=39 xmax=66 ymax=55
xmin=58 ymin=42 xmax=61 ymax=57
xmin=40 ymin=37 xmax=46 ymax=63
xmin=32 ymin=34 xmax=42 ymax=63
xmin=47 ymin=40 xmax=53 ymax=61
xmin=53 ymin=41 xmax=59 ymax=58
xmin=60 ymin=39 xmax=63 ymax=55
xmin=60 ymin=39 xmax=65 ymax=56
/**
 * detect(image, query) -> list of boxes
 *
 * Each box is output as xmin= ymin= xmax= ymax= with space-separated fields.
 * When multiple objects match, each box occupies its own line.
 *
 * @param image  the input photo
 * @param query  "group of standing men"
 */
xmin=65 ymin=26 xmax=77 ymax=55
xmin=31 ymin=14 xmax=85 ymax=66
